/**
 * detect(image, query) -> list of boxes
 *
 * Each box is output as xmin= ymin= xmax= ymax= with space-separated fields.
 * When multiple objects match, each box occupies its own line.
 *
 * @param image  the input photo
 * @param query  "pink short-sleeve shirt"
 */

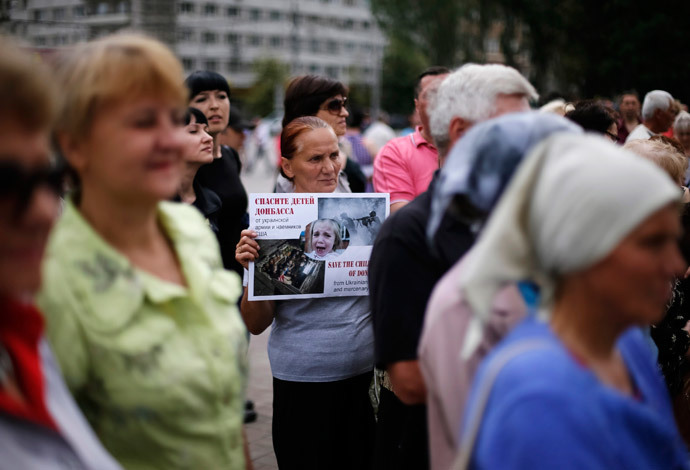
xmin=372 ymin=127 xmax=438 ymax=204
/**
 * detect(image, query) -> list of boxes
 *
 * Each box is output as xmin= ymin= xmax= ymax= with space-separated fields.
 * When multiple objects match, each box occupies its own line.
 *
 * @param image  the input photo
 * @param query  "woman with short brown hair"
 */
xmin=39 ymin=34 xmax=249 ymax=470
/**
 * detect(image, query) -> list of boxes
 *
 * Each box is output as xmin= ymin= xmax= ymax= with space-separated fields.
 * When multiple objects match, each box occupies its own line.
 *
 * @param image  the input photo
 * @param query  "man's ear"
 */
xmin=57 ymin=132 xmax=89 ymax=173
xmin=281 ymin=157 xmax=294 ymax=180
xmin=448 ymin=116 xmax=471 ymax=146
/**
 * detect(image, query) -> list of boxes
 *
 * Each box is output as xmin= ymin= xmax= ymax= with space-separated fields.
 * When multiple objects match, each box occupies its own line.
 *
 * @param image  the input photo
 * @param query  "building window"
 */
xmin=177 ymin=29 xmax=194 ymax=42
xmin=327 ymin=40 xmax=338 ymax=54
xmin=362 ymin=20 xmax=370 ymax=30
xmin=228 ymin=58 xmax=241 ymax=73
xmin=202 ymin=32 xmax=218 ymax=44
xmin=344 ymin=19 xmax=353 ymax=29
xmin=182 ymin=57 xmax=195 ymax=69
xmin=309 ymin=39 xmax=319 ymax=53
xmin=248 ymin=35 xmax=262 ymax=46
xmin=325 ymin=66 xmax=338 ymax=77
xmin=226 ymin=6 xmax=239 ymax=16
xmin=345 ymin=42 xmax=355 ymax=51
xmin=96 ymin=2 xmax=110 ymax=14
xmin=270 ymin=36 xmax=282 ymax=47
xmin=204 ymin=3 xmax=217 ymax=15
xmin=204 ymin=60 xmax=218 ymax=71
xmin=249 ymin=8 xmax=260 ymax=20
xmin=116 ymin=1 xmax=130 ymax=13
xmin=178 ymin=2 xmax=194 ymax=13
xmin=34 ymin=36 xmax=47 ymax=46
xmin=269 ymin=10 xmax=281 ymax=21
xmin=225 ymin=33 xmax=239 ymax=45
xmin=309 ymin=64 xmax=319 ymax=73
xmin=344 ymin=0 xmax=356 ymax=5
xmin=52 ymin=8 xmax=65 ymax=20
xmin=72 ymin=5 xmax=85 ymax=17
xmin=32 ymin=9 xmax=46 ymax=21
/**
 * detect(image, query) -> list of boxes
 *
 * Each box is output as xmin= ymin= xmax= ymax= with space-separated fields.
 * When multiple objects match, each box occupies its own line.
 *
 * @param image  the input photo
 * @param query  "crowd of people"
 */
xmin=4 ymin=28 xmax=690 ymax=470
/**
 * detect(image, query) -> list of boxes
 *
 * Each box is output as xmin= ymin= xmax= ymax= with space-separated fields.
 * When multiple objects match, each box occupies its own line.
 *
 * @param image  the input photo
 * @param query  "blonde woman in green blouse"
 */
xmin=38 ymin=34 xmax=250 ymax=470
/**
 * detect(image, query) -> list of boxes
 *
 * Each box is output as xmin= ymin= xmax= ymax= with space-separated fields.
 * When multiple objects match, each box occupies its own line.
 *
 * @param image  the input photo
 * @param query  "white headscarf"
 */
xmin=458 ymin=133 xmax=681 ymax=357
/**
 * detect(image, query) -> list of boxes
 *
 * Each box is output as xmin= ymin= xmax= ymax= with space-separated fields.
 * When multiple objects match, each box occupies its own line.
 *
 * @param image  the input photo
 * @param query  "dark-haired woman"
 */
xmin=185 ymin=70 xmax=248 ymax=276
xmin=565 ymin=100 xmax=618 ymax=142
xmin=175 ymin=107 xmax=221 ymax=230
xmin=276 ymin=74 xmax=367 ymax=193
xmin=237 ymin=116 xmax=375 ymax=470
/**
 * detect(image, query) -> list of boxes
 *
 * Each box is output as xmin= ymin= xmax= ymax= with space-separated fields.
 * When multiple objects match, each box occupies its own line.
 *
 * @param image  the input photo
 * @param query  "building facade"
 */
xmin=2 ymin=0 xmax=386 ymax=90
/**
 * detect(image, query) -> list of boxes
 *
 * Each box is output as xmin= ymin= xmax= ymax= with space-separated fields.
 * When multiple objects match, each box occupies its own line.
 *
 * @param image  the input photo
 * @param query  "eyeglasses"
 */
xmin=0 ymin=161 xmax=64 ymax=218
xmin=604 ymin=131 xmax=618 ymax=142
xmin=320 ymin=97 xmax=348 ymax=115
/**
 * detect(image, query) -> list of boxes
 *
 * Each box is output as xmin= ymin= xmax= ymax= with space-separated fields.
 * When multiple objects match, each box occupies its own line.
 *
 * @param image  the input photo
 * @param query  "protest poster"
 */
xmin=248 ymin=193 xmax=389 ymax=300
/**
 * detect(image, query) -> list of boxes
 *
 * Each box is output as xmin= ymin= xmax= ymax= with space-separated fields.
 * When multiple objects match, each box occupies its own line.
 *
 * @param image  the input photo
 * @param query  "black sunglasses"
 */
xmin=321 ymin=97 xmax=348 ymax=114
xmin=0 ymin=161 xmax=64 ymax=217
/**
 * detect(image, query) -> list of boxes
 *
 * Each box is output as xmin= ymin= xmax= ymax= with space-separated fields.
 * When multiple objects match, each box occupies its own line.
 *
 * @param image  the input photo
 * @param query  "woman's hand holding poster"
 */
xmin=248 ymin=193 xmax=389 ymax=300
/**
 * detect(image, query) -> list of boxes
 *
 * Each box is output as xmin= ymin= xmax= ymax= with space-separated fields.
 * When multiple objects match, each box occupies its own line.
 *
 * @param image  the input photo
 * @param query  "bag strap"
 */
xmin=451 ymin=338 xmax=552 ymax=470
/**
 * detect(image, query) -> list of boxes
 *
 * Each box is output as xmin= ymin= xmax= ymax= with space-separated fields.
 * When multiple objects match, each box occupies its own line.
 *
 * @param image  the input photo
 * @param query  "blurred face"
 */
xmin=676 ymin=128 xmax=690 ymax=155
xmin=63 ymin=97 xmax=186 ymax=206
xmin=578 ymin=204 xmax=684 ymax=326
xmin=654 ymin=103 xmax=677 ymax=133
xmin=312 ymin=220 xmax=336 ymax=257
xmin=620 ymin=95 xmax=640 ymax=118
xmin=190 ymin=89 xmax=230 ymax=135
xmin=315 ymin=94 xmax=349 ymax=137
xmin=182 ymin=114 xmax=213 ymax=165
xmin=415 ymin=74 xmax=447 ymax=134
xmin=282 ymin=127 xmax=341 ymax=193
xmin=0 ymin=120 xmax=60 ymax=297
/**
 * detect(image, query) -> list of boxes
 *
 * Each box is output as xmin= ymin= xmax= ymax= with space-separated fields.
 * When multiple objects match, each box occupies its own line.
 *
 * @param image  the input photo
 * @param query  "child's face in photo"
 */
xmin=312 ymin=221 xmax=336 ymax=257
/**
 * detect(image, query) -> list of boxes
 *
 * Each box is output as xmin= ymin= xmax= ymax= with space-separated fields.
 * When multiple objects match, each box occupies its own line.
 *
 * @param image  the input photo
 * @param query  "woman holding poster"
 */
xmin=237 ymin=116 xmax=375 ymax=469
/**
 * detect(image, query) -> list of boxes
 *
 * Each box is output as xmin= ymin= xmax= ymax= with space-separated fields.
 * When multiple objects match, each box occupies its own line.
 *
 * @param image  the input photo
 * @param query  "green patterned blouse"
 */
xmin=38 ymin=200 xmax=248 ymax=470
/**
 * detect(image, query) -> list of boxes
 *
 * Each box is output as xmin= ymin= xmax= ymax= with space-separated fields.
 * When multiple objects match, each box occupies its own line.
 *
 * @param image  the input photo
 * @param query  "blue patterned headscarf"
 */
xmin=427 ymin=112 xmax=582 ymax=244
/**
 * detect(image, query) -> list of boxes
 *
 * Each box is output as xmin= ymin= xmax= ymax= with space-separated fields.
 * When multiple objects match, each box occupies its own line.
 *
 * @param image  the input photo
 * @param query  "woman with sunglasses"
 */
xmin=0 ymin=37 xmax=120 ymax=469
xmin=275 ymin=74 xmax=367 ymax=193
xmin=237 ymin=116 xmax=375 ymax=470
xmin=38 ymin=34 xmax=249 ymax=470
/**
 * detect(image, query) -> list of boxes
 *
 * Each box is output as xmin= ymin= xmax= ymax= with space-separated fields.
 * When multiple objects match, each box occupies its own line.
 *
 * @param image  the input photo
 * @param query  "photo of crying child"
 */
xmin=304 ymin=218 xmax=349 ymax=260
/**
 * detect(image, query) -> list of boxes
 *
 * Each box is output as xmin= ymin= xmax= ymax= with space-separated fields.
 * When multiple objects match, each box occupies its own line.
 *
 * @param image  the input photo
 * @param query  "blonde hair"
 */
xmin=54 ymin=33 xmax=187 ymax=139
xmin=310 ymin=218 xmax=342 ymax=252
xmin=624 ymin=138 xmax=688 ymax=185
xmin=0 ymin=36 xmax=55 ymax=129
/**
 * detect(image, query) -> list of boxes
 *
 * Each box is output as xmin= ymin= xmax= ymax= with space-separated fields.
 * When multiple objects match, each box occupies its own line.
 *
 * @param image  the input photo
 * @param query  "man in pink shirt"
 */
xmin=373 ymin=67 xmax=449 ymax=213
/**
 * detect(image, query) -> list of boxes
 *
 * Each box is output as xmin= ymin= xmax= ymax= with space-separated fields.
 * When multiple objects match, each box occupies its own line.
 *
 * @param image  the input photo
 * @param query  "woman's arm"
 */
xmin=240 ymin=288 xmax=275 ymax=335
xmin=236 ymin=229 xmax=276 ymax=334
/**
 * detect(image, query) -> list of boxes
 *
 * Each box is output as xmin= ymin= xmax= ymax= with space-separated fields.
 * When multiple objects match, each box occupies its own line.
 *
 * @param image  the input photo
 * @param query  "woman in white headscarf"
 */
xmin=456 ymin=134 xmax=689 ymax=469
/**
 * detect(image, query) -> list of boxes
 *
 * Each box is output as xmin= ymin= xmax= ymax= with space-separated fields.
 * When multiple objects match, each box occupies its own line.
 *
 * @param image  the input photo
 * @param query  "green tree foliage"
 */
xmin=246 ymin=58 xmax=289 ymax=117
xmin=372 ymin=0 xmax=464 ymax=66
xmin=379 ymin=35 xmax=428 ymax=115
xmin=372 ymin=0 xmax=690 ymax=103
